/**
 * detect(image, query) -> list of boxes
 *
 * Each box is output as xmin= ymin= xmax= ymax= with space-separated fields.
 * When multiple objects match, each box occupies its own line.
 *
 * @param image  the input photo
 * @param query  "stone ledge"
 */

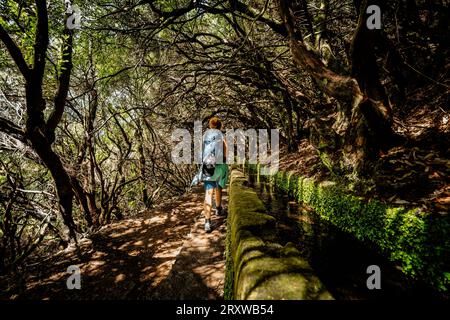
xmin=248 ymin=164 xmax=450 ymax=293
xmin=225 ymin=169 xmax=333 ymax=300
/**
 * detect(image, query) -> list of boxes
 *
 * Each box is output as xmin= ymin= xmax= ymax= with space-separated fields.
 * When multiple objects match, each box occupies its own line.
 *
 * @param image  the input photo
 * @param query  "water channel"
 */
xmin=246 ymin=171 xmax=443 ymax=300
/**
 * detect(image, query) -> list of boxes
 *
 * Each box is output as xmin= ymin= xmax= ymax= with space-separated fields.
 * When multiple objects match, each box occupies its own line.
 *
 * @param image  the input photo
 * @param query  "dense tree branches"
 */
xmin=1 ymin=0 xmax=448 ymax=271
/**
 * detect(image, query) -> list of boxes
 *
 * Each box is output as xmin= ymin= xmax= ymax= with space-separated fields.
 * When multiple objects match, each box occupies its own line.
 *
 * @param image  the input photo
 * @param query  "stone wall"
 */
xmin=224 ymin=169 xmax=333 ymax=300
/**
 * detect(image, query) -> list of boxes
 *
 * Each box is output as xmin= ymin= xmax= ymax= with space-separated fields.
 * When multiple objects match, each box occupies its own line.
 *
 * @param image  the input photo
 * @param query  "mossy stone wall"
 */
xmin=225 ymin=169 xmax=333 ymax=300
xmin=248 ymin=164 xmax=450 ymax=292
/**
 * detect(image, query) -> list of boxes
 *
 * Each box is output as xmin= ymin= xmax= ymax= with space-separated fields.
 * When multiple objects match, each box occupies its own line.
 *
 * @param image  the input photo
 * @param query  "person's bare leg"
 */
xmin=214 ymin=187 xmax=222 ymax=208
xmin=204 ymin=188 xmax=213 ymax=220
xmin=204 ymin=188 xmax=213 ymax=232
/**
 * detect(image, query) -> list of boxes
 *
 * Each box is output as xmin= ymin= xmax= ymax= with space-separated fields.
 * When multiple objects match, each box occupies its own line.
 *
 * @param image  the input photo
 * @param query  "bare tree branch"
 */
xmin=0 ymin=116 xmax=25 ymax=139
xmin=0 ymin=25 xmax=31 ymax=80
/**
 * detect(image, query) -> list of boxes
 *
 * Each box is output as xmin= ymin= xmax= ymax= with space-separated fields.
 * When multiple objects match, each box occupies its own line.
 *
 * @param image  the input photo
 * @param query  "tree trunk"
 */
xmin=1 ymin=1 xmax=84 ymax=242
xmin=349 ymin=0 xmax=398 ymax=168
xmin=136 ymin=120 xmax=150 ymax=207
xmin=278 ymin=0 xmax=398 ymax=175
xmin=282 ymin=92 xmax=297 ymax=152
xmin=27 ymin=131 xmax=76 ymax=242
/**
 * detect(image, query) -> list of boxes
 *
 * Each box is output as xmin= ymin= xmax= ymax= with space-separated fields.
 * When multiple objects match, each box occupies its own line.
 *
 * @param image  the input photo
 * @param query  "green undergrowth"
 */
xmin=247 ymin=163 xmax=450 ymax=292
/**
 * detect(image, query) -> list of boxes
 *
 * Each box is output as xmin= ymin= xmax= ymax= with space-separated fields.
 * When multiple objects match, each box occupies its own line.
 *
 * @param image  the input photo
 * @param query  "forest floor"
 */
xmin=1 ymin=187 xmax=227 ymax=300
xmin=279 ymin=98 xmax=450 ymax=215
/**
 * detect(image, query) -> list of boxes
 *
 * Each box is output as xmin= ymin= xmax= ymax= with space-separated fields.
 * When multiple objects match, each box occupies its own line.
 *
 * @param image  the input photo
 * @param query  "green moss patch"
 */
xmin=248 ymin=164 xmax=450 ymax=292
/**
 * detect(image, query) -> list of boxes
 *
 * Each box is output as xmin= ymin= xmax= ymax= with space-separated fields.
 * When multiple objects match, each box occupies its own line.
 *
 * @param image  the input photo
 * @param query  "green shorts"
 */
xmin=204 ymin=163 xmax=229 ymax=189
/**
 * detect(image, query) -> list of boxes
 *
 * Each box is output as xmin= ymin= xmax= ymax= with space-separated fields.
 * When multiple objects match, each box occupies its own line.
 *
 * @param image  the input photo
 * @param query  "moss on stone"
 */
xmin=232 ymin=233 xmax=332 ymax=300
xmin=224 ymin=217 xmax=234 ymax=300
xmin=248 ymin=164 xmax=450 ymax=292
xmin=225 ymin=169 xmax=334 ymax=300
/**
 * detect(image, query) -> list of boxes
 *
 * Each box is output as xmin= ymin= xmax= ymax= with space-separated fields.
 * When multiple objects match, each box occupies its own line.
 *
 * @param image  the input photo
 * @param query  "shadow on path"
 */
xmin=2 ymin=188 xmax=227 ymax=300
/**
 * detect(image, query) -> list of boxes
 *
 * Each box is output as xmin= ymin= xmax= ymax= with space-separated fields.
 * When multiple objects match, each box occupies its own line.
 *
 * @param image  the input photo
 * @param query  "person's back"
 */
xmin=200 ymin=117 xmax=228 ymax=233
xmin=202 ymin=128 xmax=225 ymax=178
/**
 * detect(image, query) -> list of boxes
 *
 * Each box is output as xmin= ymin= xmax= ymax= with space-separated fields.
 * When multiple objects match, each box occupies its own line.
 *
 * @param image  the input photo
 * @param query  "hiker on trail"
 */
xmin=191 ymin=117 xmax=229 ymax=233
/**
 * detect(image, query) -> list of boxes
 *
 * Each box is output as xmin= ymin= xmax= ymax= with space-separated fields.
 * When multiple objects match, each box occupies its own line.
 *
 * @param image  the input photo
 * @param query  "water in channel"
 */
xmin=246 ymin=172 xmax=444 ymax=300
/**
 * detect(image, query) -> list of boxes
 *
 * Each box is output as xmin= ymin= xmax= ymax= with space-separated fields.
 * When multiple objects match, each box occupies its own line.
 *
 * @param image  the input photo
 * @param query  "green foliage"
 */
xmin=0 ymin=1 xmax=36 ymax=66
xmin=248 ymin=164 xmax=450 ymax=292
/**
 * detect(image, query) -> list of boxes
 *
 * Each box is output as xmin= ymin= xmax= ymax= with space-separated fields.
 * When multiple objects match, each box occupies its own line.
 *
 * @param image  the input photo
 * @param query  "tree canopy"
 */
xmin=0 ymin=0 xmax=449 ymax=295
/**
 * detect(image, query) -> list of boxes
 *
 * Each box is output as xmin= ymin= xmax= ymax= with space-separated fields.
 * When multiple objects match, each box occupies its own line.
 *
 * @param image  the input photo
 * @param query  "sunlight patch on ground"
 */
xmin=115 ymin=274 xmax=126 ymax=283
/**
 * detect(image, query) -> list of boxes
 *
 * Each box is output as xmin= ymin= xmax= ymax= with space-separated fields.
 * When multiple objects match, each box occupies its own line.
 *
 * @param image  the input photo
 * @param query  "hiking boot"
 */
xmin=204 ymin=221 xmax=212 ymax=233
xmin=215 ymin=206 xmax=225 ymax=216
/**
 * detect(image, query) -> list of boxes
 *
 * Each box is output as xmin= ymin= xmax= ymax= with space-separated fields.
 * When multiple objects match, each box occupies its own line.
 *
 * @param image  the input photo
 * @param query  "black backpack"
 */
xmin=202 ymin=152 xmax=216 ymax=177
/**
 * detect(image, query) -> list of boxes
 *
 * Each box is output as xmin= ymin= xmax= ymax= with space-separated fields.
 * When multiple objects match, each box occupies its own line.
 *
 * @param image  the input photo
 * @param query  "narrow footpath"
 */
xmin=6 ymin=188 xmax=227 ymax=300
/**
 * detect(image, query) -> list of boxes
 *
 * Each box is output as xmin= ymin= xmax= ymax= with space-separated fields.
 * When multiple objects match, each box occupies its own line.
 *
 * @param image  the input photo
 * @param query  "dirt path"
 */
xmin=150 ymin=203 xmax=227 ymax=299
xmin=5 ymin=187 xmax=227 ymax=300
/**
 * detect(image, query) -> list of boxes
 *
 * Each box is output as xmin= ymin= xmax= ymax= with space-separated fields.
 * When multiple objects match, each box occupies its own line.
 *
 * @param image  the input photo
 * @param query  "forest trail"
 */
xmin=6 ymin=188 xmax=226 ymax=300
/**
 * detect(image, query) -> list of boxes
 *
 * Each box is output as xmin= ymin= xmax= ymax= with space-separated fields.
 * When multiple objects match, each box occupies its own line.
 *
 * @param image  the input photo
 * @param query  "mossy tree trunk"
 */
xmin=278 ymin=0 xmax=398 ymax=176
xmin=349 ymin=0 xmax=397 ymax=168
